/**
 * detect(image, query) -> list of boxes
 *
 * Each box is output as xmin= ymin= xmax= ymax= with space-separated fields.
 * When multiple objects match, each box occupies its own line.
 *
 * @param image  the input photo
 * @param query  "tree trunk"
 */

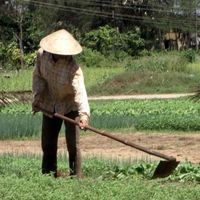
xmin=19 ymin=13 xmax=24 ymax=70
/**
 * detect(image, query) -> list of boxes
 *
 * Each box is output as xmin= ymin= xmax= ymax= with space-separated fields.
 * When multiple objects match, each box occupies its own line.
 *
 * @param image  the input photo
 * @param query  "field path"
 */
xmin=0 ymin=132 xmax=200 ymax=164
xmin=89 ymin=93 xmax=194 ymax=100
xmin=0 ymin=91 xmax=194 ymax=106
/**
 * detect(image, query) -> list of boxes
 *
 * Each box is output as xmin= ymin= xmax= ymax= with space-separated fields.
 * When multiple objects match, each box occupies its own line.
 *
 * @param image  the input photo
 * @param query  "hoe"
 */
xmin=39 ymin=108 xmax=180 ymax=178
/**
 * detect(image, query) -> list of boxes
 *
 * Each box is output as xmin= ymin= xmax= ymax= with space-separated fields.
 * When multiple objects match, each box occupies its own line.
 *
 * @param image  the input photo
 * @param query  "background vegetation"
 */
xmin=1 ymin=0 xmax=200 ymax=71
xmin=1 ymin=50 xmax=200 ymax=95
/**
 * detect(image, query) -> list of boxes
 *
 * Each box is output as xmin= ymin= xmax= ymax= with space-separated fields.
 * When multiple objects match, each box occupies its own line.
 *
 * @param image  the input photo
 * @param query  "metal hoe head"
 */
xmin=152 ymin=160 xmax=180 ymax=178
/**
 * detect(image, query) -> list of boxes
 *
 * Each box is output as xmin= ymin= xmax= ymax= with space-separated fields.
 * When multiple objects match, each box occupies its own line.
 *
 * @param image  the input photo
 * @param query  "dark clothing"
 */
xmin=41 ymin=111 xmax=81 ymax=177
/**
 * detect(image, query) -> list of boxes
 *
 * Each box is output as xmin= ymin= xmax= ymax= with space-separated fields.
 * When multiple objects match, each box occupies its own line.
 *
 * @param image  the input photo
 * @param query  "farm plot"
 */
xmin=1 ymin=98 xmax=200 ymax=140
xmin=0 ymin=154 xmax=200 ymax=200
xmin=0 ymin=132 xmax=200 ymax=164
xmin=1 ymin=98 xmax=200 ymax=199
xmin=1 ymin=98 xmax=200 ymax=163
xmin=1 ymin=98 xmax=200 ymax=164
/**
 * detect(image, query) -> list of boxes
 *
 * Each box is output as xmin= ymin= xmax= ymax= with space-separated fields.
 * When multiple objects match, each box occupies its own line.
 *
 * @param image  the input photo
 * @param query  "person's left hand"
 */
xmin=79 ymin=119 xmax=88 ymax=130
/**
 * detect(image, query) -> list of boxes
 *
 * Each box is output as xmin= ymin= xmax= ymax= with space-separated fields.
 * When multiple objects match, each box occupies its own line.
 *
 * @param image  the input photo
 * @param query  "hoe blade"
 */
xmin=152 ymin=160 xmax=180 ymax=178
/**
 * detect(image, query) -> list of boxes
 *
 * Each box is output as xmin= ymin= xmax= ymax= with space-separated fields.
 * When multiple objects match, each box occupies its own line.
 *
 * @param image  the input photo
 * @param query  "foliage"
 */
xmin=89 ymin=98 xmax=200 ymax=131
xmin=88 ymin=70 xmax=200 ymax=95
xmin=1 ymin=98 xmax=200 ymax=139
xmin=24 ymin=51 xmax=36 ymax=68
xmin=0 ymin=0 xmax=200 ymax=56
xmin=78 ymin=47 xmax=128 ymax=68
xmin=0 ymin=70 xmax=32 ymax=91
xmin=2 ymin=51 xmax=200 ymax=95
xmin=86 ymin=51 xmax=200 ymax=95
xmin=171 ymin=161 xmax=200 ymax=183
xmin=77 ymin=47 xmax=108 ymax=68
xmin=0 ymin=67 xmax=124 ymax=92
xmin=25 ymin=24 xmax=44 ymax=51
xmin=0 ymin=41 xmax=36 ymax=70
xmin=83 ymin=25 xmax=120 ymax=55
xmin=0 ymin=103 xmax=31 ymax=114
xmin=0 ymin=113 xmax=41 ymax=139
xmin=0 ymin=155 xmax=200 ymax=200
xmin=0 ymin=42 xmax=36 ymax=69
xmin=125 ymin=51 xmax=188 ymax=72
xmin=0 ymin=42 xmax=7 ymax=67
xmin=0 ymin=42 xmax=16 ymax=71
xmin=96 ymin=160 xmax=200 ymax=183
xmin=120 ymin=30 xmax=145 ymax=56
xmin=182 ymin=49 xmax=196 ymax=63
xmin=83 ymin=25 xmax=145 ymax=56
xmin=5 ymin=42 xmax=21 ymax=70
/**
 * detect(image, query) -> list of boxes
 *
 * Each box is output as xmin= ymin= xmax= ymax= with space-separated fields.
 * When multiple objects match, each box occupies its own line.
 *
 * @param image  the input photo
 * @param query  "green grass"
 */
xmin=0 ymin=67 xmax=124 ymax=92
xmin=0 ymin=155 xmax=200 ymax=200
xmin=2 ymin=68 xmax=196 ymax=95
xmin=1 ymin=51 xmax=200 ymax=95
xmin=0 ymin=70 xmax=32 ymax=91
xmin=2 ymin=68 xmax=198 ymax=95
xmin=88 ymin=70 xmax=200 ymax=95
xmin=87 ymin=51 xmax=200 ymax=95
xmin=82 ymin=66 xmax=124 ymax=90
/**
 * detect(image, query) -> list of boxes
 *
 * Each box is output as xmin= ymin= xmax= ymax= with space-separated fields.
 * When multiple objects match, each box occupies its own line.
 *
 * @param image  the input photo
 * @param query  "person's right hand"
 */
xmin=79 ymin=118 xmax=88 ymax=130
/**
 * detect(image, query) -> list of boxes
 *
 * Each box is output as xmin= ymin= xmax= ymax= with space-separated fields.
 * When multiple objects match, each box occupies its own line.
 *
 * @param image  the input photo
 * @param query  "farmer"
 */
xmin=32 ymin=29 xmax=90 ymax=178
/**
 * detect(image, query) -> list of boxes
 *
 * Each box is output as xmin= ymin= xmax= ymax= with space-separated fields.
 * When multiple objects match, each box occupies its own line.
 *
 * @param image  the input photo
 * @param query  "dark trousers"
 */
xmin=41 ymin=111 xmax=81 ymax=177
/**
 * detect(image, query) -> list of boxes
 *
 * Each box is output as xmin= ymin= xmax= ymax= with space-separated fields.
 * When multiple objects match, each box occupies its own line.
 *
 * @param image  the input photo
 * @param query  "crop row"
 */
xmin=2 ymin=98 xmax=199 ymax=116
xmin=0 ymin=98 xmax=200 ymax=139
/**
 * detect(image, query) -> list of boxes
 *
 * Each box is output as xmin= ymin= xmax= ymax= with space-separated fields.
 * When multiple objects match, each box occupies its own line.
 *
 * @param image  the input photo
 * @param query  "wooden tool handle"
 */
xmin=54 ymin=113 xmax=176 ymax=161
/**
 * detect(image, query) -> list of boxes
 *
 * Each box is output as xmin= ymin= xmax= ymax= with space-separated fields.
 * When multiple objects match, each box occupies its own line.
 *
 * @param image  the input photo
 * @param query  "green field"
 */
xmin=1 ymin=51 xmax=200 ymax=95
xmin=1 ymin=99 xmax=200 ymax=199
xmin=0 ymin=155 xmax=200 ymax=200
xmin=0 ymin=67 xmax=124 ymax=92
xmin=1 ymin=98 xmax=200 ymax=139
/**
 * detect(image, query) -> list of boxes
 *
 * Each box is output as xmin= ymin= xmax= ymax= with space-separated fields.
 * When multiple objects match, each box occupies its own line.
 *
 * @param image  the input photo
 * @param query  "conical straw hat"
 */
xmin=40 ymin=29 xmax=82 ymax=55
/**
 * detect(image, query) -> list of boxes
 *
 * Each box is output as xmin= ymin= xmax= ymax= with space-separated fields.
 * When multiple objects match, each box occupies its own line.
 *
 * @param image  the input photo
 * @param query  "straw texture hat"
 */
xmin=40 ymin=29 xmax=82 ymax=55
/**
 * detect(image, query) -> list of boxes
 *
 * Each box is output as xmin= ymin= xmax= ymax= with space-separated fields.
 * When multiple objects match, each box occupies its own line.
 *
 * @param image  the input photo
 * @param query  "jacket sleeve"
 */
xmin=72 ymin=65 xmax=90 ymax=121
xmin=32 ymin=49 xmax=47 ymax=103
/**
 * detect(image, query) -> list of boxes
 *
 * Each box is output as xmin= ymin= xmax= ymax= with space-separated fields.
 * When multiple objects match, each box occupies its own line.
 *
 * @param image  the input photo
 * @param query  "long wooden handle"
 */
xmin=54 ymin=113 xmax=176 ymax=161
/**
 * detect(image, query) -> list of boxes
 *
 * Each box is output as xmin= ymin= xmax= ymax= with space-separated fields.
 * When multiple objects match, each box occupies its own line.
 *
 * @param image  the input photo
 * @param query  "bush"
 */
xmin=77 ymin=47 xmax=111 ymax=68
xmin=0 ymin=40 xmax=37 ymax=70
xmin=24 ymin=51 xmax=37 ymax=68
xmin=83 ymin=25 xmax=119 ymax=55
xmin=120 ymin=31 xmax=145 ymax=56
xmin=83 ymin=25 xmax=145 ymax=57
xmin=182 ymin=49 xmax=196 ymax=63
xmin=6 ymin=41 xmax=21 ymax=69
xmin=0 ymin=41 xmax=22 ymax=70
xmin=109 ymin=50 xmax=131 ymax=62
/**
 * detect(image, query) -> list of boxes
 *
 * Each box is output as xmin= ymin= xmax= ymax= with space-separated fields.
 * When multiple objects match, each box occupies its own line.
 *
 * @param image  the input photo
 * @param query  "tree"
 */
xmin=0 ymin=0 xmax=28 ymax=69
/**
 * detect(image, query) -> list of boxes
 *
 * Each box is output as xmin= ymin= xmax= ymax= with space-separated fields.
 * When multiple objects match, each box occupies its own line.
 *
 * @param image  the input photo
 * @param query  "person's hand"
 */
xmin=79 ymin=118 xmax=88 ymax=130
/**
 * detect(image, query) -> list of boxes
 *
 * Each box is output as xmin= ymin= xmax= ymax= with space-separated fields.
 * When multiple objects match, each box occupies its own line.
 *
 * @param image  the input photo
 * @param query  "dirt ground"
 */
xmin=0 ymin=132 xmax=200 ymax=164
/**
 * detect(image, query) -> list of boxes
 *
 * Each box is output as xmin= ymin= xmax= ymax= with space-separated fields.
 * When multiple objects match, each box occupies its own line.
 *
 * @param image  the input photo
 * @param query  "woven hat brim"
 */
xmin=40 ymin=29 xmax=82 ymax=55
